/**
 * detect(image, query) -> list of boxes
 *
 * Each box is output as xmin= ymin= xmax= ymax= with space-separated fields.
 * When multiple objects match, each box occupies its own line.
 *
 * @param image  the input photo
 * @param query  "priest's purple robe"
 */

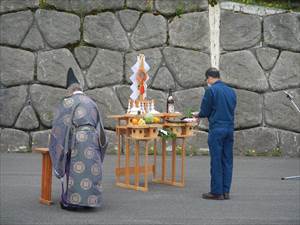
xmin=49 ymin=93 xmax=107 ymax=207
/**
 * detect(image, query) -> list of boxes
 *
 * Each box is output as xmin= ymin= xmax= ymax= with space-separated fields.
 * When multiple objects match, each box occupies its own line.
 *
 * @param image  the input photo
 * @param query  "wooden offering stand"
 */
xmin=109 ymin=112 xmax=196 ymax=191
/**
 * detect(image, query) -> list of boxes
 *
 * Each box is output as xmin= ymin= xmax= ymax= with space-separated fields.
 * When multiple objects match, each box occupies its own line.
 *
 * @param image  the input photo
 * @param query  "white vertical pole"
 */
xmin=209 ymin=2 xmax=221 ymax=69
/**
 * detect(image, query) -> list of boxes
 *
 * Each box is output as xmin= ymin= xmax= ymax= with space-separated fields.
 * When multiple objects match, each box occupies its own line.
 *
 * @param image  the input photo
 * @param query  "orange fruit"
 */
xmin=132 ymin=118 xmax=138 ymax=125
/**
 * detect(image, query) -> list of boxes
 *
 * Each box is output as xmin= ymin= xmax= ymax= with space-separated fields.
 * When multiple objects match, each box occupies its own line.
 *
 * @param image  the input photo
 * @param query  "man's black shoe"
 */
xmin=60 ymin=201 xmax=81 ymax=211
xmin=202 ymin=192 xmax=224 ymax=200
xmin=224 ymin=193 xmax=230 ymax=200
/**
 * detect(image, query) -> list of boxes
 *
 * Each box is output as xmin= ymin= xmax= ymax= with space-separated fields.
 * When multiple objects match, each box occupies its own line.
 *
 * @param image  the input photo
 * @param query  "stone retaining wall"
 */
xmin=0 ymin=0 xmax=299 ymax=157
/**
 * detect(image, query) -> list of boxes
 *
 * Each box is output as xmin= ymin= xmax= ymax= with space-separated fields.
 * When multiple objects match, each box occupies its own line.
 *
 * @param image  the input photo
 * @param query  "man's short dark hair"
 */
xmin=65 ymin=83 xmax=83 ymax=97
xmin=205 ymin=68 xmax=220 ymax=79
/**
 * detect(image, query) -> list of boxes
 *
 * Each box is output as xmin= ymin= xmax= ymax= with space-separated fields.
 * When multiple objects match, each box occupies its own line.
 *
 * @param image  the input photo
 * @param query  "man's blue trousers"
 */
xmin=208 ymin=127 xmax=234 ymax=195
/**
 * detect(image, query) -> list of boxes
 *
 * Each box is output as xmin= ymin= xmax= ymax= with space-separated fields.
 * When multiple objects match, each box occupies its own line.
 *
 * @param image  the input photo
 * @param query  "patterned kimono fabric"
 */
xmin=49 ymin=93 xmax=107 ymax=208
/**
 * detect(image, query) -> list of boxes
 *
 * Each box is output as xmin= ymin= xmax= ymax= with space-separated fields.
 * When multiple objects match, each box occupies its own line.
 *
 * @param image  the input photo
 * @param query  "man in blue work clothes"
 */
xmin=195 ymin=68 xmax=236 ymax=200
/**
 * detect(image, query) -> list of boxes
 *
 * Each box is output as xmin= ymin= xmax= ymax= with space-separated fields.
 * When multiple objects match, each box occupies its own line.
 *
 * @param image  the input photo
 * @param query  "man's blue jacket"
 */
xmin=199 ymin=80 xmax=236 ymax=130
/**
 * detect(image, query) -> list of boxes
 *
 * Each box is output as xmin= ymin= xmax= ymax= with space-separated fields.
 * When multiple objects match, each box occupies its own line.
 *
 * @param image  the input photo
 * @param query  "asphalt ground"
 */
xmin=0 ymin=153 xmax=299 ymax=225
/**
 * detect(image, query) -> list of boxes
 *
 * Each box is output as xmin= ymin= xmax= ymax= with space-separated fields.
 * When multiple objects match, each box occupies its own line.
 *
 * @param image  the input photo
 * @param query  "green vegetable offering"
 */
xmin=144 ymin=113 xmax=154 ymax=124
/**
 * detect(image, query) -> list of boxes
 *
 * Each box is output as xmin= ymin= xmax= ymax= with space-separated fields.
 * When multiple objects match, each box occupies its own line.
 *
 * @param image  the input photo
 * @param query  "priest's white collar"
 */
xmin=73 ymin=91 xmax=83 ymax=95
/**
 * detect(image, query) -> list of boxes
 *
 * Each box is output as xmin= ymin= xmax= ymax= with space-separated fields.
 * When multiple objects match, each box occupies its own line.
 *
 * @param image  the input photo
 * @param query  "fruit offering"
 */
xmin=153 ymin=117 xmax=160 ymax=123
xmin=132 ymin=118 xmax=139 ymax=125
xmin=138 ymin=118 xmax=146 ymax=126
xmin=144 ymin=113 xmax=154 ymax=124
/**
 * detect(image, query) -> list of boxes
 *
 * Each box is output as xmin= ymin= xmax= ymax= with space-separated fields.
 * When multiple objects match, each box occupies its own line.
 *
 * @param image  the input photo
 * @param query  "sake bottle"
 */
xmin=166 ymin=89 xmax=175 ymax=113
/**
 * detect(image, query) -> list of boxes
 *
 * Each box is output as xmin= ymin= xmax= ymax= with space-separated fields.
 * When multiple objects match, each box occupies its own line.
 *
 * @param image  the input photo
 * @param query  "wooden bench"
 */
xmin=32 ymin=147 xmax=52 ymax=205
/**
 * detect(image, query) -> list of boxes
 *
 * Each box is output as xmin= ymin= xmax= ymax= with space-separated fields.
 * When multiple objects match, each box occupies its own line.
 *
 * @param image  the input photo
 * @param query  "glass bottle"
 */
xmin=166 ymin=89 xmax=175 ymax=113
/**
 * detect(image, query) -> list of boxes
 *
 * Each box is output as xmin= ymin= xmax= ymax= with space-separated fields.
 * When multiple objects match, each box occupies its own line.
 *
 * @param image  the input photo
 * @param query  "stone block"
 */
xmin=255 ymin=47 xmax=279 ymax=71
xmin=151 ymin=67 xmax=176 ymax=91
xmin=278 ymin=130 xmax=300 ymax=157
xmin=235 ymin=89 xmax=263 ymax=129
xmin=15 ymin=105 xmax=39 ymax=130
xmin=264 ymin=89 xmax=300 ymax=132
xmin=31 ymin=130 xmax=51 ymax=149
xmin=86 ymin=49 xmax=123 ymax=88
xmin=30 ymin=84 xmax=66 ymax=127
xmin=220 ymin=50 xmax=268 ymax=92
xmin=234 ymin=127 xmax=278 ymax=155
xmin=0 ymin=128 xmax=30 ymax=153
xmin=269 ymin=51 xmax=300 ymax=91
xmin=173 ymin=87 xmax=205 ymax=115
xmin=84 ymin=12 xmax=129 ymax=51
xmin=169 ymin=12 xmax=209 ymax=52
xmin=0 ymin=86 xmax=27 ymax=127
xmin=0 ymin=0 xmax=38 ymax=13
xmin=21 ymin=23 xmax=45 ymax=51
xmin=117 ymin=9 xmax=140 ymax=32
xmin=155 ymin=0 xmax=208 ymax=16
xmin=127 ymin=0 xmax=153 ymax=11
xmin=264 ymin=13 xmax=300 ymax=52
xmin=35 ymin=9 xmax=80 ymax=48
xmin=37 ymin=48 xmax=84 ymax=88
xmin=115 ymin=85 xmax=132 ymax=109
xmin=46 ymin=0 xmax=124 ymax=13
xmin=0 ymin=10 xmax=33 ymax=46
xmin=221 ymin=11 xmax=261 ymax=50
xmin=74 ymin=46 xmax=97 ymax=69
xmin=163 ymin=47 xmax=209 ymax=88
xmin=0 ymin=46 xmax=34 ymax=86
xmin=131 ymin=13 xmax=167 ymax=50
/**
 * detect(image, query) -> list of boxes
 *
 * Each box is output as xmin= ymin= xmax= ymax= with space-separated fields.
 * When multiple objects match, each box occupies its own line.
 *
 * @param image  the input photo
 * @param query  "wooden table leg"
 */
xmin=116 ymin=128 xmax=121 ymax=183
xmin=125 ymin=137 xmax=130 ymax=185
xmin=134 ymin=140 xmax=140 ymax=186
xmin=161 ymin=139 xmax=166 ymax=182
xmin=153 ymin=139 xmax=157 ymax=179
xmin=171 ymin=139 xmax=176 ymax=183
xmin=40 ymin=152 xmax=52 ymax=205
xmin=144 ymin=141 xmax=149 ymax=190
xmin=181 ymin=138 xmax=186 ymax=185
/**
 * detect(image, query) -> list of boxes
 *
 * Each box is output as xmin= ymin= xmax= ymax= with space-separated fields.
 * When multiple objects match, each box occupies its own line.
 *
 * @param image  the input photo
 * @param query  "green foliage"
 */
xmin=145 ymin=0 xmax=153 ymax=12
xmin=244 ymin=148 xmax=282 ymax=157
xmin=231 ymin=0 xmax=300 ymax=11
xmin=39 ymin=0 xmax=57 ymax=10
xmin=270 ymin=148 xmax=282 ymax=157
xmin=175 ymin=1 xmax=185 ymax=17
xmin=159 ymin=128 xmax=177 ymax=140
xmin=208 ymin=0 xmax=219 ymax=7
xmin=148 ymin=146 xmax=155 ymax=155
xmin=176 ymin=145 xmax=182 ymax=155
xmin=39 ymin=0 xmax=47 ymax=8
xmin=184 ymin=108 xmax=195 ymax=118
xmin=144 ymin=113 xmax=154 ymax=124
xmin=96 ymin=5 xmax=104 ymax=13
xmin=245 ymin=149 xmax=257 ymax=156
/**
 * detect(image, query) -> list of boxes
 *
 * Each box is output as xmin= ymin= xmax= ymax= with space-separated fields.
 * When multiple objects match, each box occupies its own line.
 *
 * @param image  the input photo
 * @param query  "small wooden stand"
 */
xmin=32 ymin=147 xmax=53 ymax=205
